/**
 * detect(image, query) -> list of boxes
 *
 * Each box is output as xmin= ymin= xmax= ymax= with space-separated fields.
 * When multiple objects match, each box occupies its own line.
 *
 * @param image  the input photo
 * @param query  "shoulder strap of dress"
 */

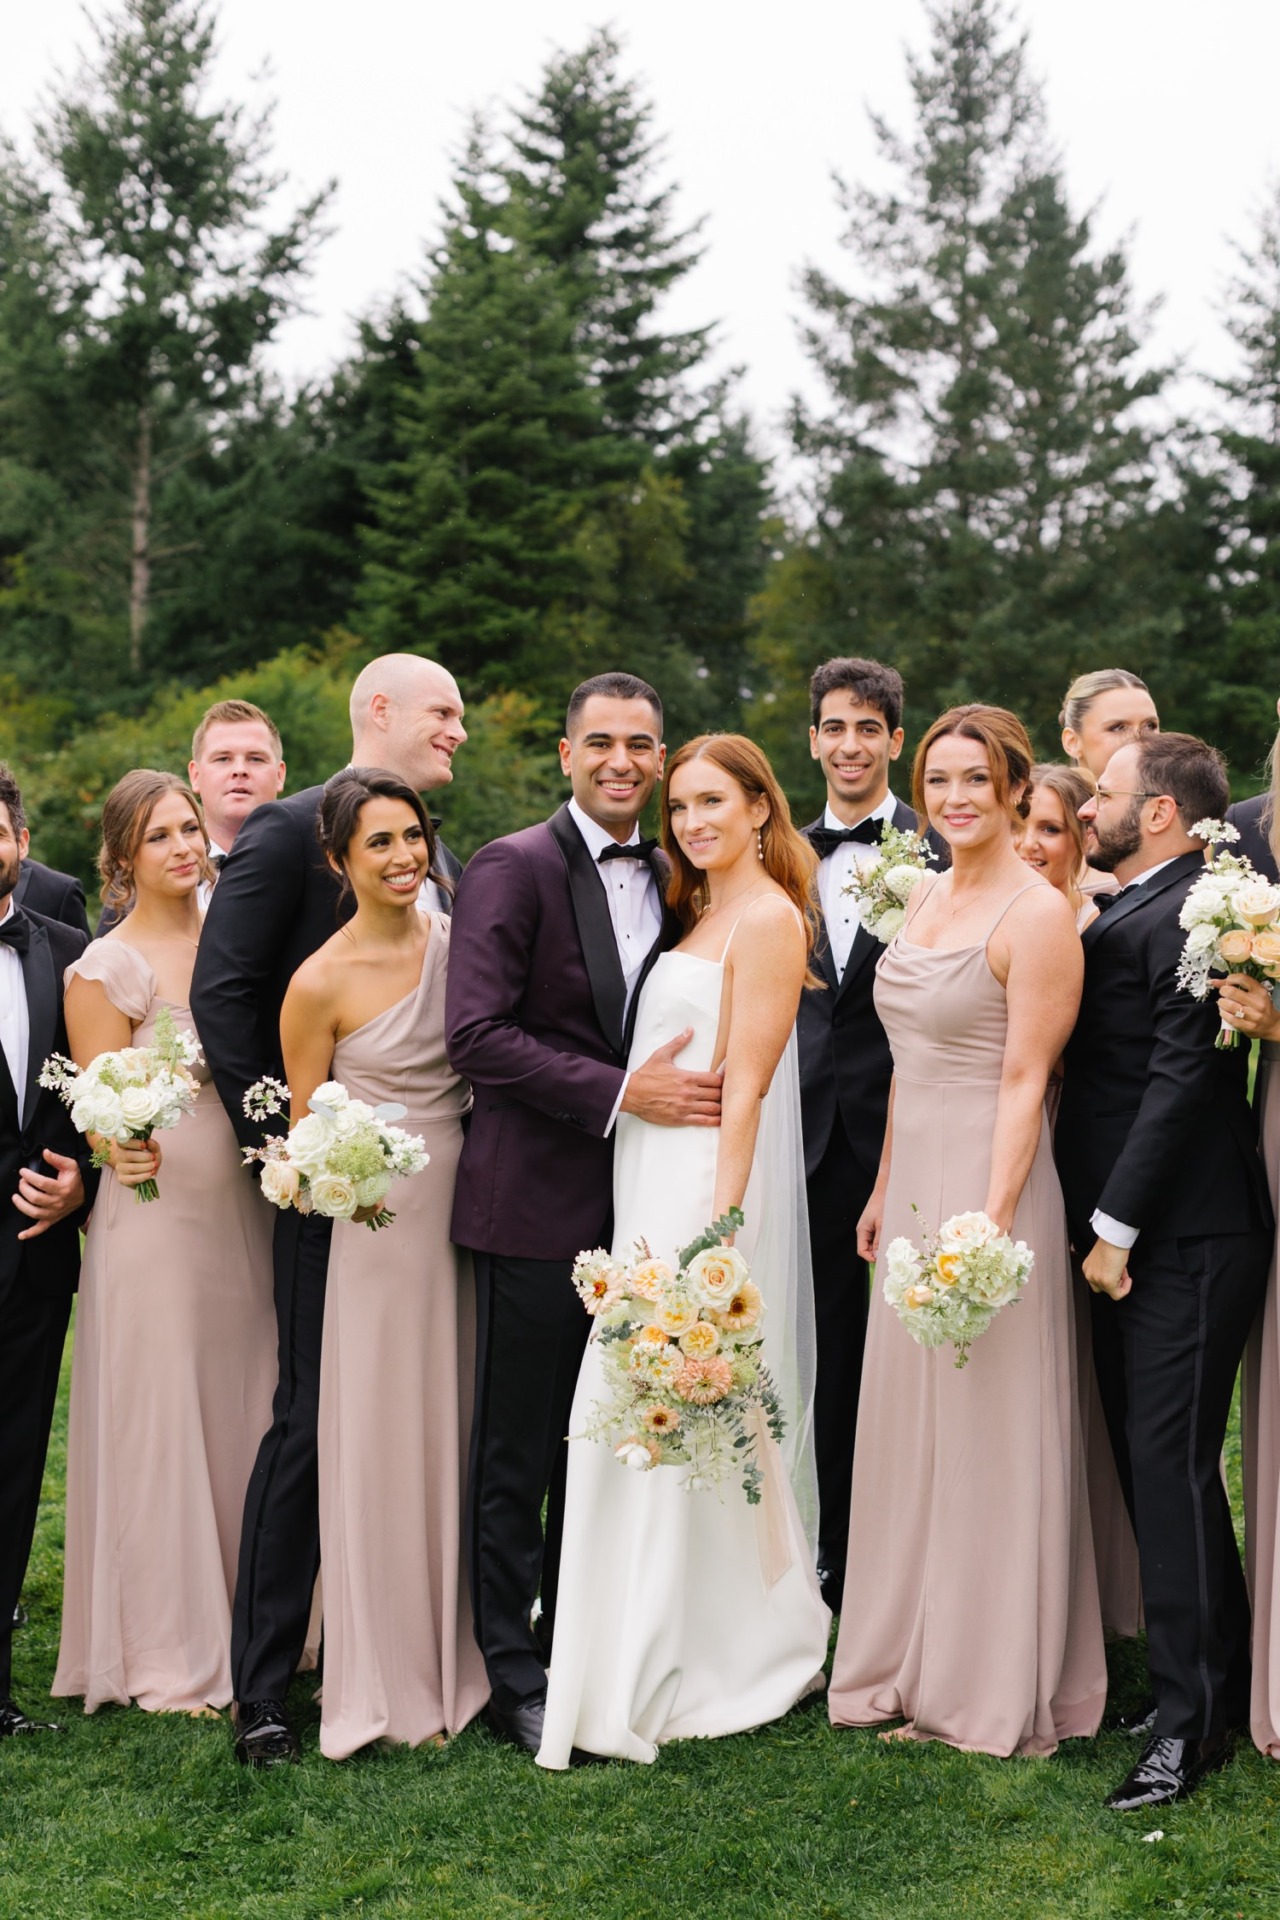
xmin=903 ymin=870 xmax=939 ymax=930
xmin=982 ymin=881 xmax=1042 ymax=942
xmin=719 ymin=896 xmax=804 ymax=964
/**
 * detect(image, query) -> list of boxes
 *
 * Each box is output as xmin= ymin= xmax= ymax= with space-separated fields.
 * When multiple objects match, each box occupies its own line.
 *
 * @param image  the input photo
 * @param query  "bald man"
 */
xmin=191 ymin=653 xmax=466 ymax=1767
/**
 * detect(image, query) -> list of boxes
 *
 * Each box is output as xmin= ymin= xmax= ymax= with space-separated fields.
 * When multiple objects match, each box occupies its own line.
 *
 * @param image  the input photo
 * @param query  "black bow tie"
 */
xmin=209 ymin=852 xmax=227 ymax=873
xmin=1093 ymin=886 xmax=1133 ymax=913
xmin=0 ymin=909 xmax=31 ymax=953
xmin=599 ymin=838 xmax=659 ymax=864
xmin=809 ymin=819 xmax=885 ymax=861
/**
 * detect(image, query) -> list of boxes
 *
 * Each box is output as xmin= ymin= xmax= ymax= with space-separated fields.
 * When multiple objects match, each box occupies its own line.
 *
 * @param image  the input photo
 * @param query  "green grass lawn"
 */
xmin=4 ymin=1338 xmax=1279 ymax=1920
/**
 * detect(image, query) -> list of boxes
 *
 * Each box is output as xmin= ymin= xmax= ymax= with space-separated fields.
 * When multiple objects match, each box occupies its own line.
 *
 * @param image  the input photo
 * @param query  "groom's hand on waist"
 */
xmin=621 ymin=1030 xmax=723 ymax=1128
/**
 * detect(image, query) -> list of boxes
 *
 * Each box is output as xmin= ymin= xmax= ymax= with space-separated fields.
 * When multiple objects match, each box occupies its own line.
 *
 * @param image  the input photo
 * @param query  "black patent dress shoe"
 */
xmin=0 ymin=1697 xmax=63 ymax=1736
xmin=12 ymin=1602 xmax=27 ymax=1629
xmin=1113 ymin=1697 xmax=1157 ymax=1738
xmin=1104 ymin=1732 xmax=1233 ymax=1811
xmin=484 ymin=1696 xmax=546 ymax=1754
xmin=232 ymin=1698 xmax=301 ymax=1768
xmin=817 ymin=1565 xmax=844 ymax=1615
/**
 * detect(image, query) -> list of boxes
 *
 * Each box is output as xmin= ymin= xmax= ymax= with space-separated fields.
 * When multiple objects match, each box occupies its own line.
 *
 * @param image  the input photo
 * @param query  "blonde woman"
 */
xmin=1060 ymin=669 xmax=1159 ymax=780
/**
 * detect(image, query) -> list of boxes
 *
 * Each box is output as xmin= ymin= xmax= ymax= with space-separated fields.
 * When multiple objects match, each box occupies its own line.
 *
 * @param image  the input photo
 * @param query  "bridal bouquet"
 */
xmin=39 ymin=1007 xmax=201 ymax=1203
xmin=570 ymin=1207 xmax=784 ymax=1504
xmin=882 ymin=1208 xmax=1033 ymax=1368
xmin=840 ymin=822 xmax=937 ymax=942
xmin=1176 ymin=819 xmax=1280 ymax=1048
xmin=241 ymin=1077 xmax=429 ymax=1229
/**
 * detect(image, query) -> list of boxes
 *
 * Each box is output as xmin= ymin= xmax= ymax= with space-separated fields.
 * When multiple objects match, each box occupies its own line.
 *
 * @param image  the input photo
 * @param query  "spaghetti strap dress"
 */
xmin=828 ymin=884 xmax=1106 ymax=1756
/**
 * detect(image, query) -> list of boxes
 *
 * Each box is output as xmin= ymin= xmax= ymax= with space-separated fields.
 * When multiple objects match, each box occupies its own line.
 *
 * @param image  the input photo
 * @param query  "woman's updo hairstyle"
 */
xmin=318 ymin=767 xmax=443 ymax=914
xmin=1058 ymin=667 xmax=1149 ymax=736
xmin=98 ymin=769 xmax=209 ymax=915
xmin=911 ymin=705 xmax=1035 ymax=822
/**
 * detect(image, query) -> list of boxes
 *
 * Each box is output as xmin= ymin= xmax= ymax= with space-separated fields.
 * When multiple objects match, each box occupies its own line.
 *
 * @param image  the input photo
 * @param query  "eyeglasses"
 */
xmin=1093 ymin=788 xmax=1161 ymax=806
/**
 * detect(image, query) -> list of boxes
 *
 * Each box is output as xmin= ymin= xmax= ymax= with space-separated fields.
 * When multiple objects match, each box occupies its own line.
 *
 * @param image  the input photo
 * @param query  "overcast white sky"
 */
xmin=5 ymin=0 xmax=1279 ymax=472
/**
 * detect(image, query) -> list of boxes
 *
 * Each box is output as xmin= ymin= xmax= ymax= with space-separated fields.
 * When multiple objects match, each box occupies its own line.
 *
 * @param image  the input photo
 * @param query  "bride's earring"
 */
xmin=757 ymin=827 xmax=765 ymax=862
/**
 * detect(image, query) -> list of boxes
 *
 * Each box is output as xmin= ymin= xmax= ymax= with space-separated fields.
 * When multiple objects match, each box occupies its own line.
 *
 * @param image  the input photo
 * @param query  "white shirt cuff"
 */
xmin=1091 ymin=1208 xmax=1139 ymax=1251
xmin=605 ymin=1072 xmax=630 ymax=1138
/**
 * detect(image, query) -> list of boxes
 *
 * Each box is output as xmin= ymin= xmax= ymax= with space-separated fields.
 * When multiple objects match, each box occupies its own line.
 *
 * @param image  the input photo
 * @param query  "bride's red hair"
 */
xmin=660 ymin=734 xmax=819 ymax=951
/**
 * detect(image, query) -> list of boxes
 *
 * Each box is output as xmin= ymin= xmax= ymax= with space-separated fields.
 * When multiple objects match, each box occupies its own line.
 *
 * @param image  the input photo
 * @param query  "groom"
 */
xmin=1056 ymin=732 xmax=1272 ymax=1810
xmin=446 ymin=672 xmax=722 ymax=1754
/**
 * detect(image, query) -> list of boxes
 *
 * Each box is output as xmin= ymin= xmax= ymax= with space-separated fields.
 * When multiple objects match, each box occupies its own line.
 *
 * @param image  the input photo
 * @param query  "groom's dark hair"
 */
xmin=565 ymin=673 xmax=662 ymax=738
xmin=809 ymin=657 xmax=905 ymax=733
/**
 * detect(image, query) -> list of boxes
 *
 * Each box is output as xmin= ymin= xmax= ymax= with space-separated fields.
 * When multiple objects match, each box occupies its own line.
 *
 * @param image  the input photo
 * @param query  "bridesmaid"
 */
xmin=1059 ymin=668 xmax=1159 ymax=781
xmin=54 ymin=771 xmax=276 ymax=1714
xmin=278 ymin=768 xmax=487 ymax=1759
xmin=1219 ymin=902 xmax=1280 ymax=1759
xmin=1017 ymin=763 xmax=1142 ymax=1642
xmin=829 ymin=706 xmax=1106 ymax=1757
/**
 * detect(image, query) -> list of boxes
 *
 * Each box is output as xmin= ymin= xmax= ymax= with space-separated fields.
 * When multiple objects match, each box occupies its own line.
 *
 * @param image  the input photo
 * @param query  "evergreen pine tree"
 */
xmin=779 ymin=0 xmax=1166 ymax=745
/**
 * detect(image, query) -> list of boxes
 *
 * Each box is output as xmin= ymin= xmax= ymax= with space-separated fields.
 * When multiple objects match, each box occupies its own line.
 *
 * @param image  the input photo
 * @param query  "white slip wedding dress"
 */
xmin=537 ymin=935 xmax=830 ymax=1769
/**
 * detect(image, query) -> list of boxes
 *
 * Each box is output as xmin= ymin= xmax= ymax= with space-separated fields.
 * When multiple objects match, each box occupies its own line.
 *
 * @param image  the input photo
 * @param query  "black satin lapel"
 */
xmin=1083 ymin=852 xmax=1206 ymax=946
xmin=0 ymin=1032 xmax=17 ymax=1132
xmin=19 ymin=921 xmax=57 ymax=1124
xmin=547 ymin=806 xmax=627 ymax=1054
xmin=837 ymin=923 xmax=880 ymax=998
xmin=12 ymin=864 xmax=31 ymax=910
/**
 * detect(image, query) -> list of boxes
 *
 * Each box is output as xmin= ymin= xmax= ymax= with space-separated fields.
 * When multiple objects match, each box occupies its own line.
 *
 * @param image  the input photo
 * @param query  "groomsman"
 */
xmin=796 ymin=657 xmax=943 ymax=1613
xmin=446 ymin=672 xmax=721 ymax=1754
xmin=0 ymin=765 xmax=95 ymax=1735
xmin=187 ymin=699 xmax=287 ymax=903
xmin=1056 ymin=732 xmax=1272 ymax=1810
xmin=192 ymin=653 xmax=466 ymax=1766
xmin=12 ymin=855 xmax=90 ymax=937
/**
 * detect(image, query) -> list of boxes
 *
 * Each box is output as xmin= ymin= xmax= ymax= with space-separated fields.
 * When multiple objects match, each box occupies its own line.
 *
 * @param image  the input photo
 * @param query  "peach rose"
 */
xmin=1217 ymin=929 xmax=1255 ymax=966
xmin=1251 ymin=929 xmax=1280 ymax=975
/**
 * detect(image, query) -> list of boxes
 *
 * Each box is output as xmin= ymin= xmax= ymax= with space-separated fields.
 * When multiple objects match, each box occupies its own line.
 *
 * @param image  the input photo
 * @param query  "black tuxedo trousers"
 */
xmin=1091 ymin=1229 xmax=1267 ymax=1739
xmin=0 ymin=1272 xmax=73 ymax=1695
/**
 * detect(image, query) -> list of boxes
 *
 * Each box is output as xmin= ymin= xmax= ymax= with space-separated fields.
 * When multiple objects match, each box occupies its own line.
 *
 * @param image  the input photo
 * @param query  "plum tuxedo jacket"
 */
xmin=446 ymin=804 xmax=677 ymax=1261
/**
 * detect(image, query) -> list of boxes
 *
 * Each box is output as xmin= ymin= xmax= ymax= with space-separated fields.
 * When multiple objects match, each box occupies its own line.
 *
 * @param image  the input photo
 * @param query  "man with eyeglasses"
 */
xmin=1055 ymin=732 xmax=1272 ymax=1812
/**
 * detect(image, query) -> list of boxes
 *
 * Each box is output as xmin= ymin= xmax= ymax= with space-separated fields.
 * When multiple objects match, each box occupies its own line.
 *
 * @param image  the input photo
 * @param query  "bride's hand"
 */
xmin=857 ymin=1193 xmax=885 ymax=1263
xmin=98 ymin=1134 xmax=162 ymax=1187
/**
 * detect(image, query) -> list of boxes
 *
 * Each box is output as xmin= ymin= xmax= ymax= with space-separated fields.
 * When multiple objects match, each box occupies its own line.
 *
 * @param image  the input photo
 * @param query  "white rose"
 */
xmin=684 ymin=1244 xmax=750 ymax=1307
xmin=883 ymin=864 xmax=927 ymax=904
xmin=308 ymin=1081 xmax=348 ymax=1114
xmin=286 ymin=1113 xmax=332 ymax=1178
xmin=939 ymin=1210 xmax=1001 ymax=1251
xmin=1185 ymin=922 xmax=1220 ymax=957
xmin=78 ymin=1088 xmax=125 ymax=1140
xmin=616 ymin=1442 xmax=655 ymax=1473
xmin=1232 ymin=881 xmax=1280 ymax=928
xmin=119 ymin=1085 xmax=158 ymax=1132
xmin=259 ymin=1160 xmax=302 ymax=1209
xmin=308 ymin=1172 xmax=360 ymax=1220
xmin=874 ymin=906 xmax=906 ymax=941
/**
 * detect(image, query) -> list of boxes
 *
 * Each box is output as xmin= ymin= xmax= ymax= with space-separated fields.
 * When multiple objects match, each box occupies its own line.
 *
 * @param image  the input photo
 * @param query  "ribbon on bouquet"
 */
xmin=747 ymin=1407 xmax=794 ymax=1591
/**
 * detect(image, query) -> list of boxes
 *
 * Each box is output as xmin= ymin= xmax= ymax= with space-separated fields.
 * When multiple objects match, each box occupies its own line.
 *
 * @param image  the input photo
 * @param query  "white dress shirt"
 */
xmin=198 ymin=840 xmax=229 ymax=914
xmin=568 ymin=798 xmax=664 ymax=1137
xmin=0 ymin=894 xmax=30 ymax=1126
xmin=1089 ymin=856 xmax=1183 ymax=1252
xmin=816 ymin=792 xmax=900 ymax=981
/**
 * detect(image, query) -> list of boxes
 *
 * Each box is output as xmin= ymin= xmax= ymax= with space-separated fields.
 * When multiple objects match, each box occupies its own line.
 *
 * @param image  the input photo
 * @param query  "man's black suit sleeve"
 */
xmin=1096 ymin=909 xmax=1229 ymax=1232
xmin=190 ymin=800 xmax=309 ymax=1154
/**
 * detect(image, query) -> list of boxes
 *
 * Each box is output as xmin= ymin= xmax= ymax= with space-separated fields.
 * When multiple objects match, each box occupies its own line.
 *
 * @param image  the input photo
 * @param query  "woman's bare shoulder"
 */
xmin=284 ymin=933 xmax=350 ymax=1008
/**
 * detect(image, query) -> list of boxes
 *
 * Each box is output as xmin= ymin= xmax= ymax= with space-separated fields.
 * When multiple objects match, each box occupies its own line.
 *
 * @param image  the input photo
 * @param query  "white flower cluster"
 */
xmin=568 ymin=1214 xmax=782 ymax=1504
xmin=1176 ymin=829 xmax=1280 ymax=1046
xmin=882 ymin=1208 xmax=1033 ymax=1368
xmin=39 ymin=1007 xmax=201 ymax=1203
xmin=839 ymin=822 xmax=937 ymax=943
xmin=242 ymin=1078 xmax=429 ymax=1229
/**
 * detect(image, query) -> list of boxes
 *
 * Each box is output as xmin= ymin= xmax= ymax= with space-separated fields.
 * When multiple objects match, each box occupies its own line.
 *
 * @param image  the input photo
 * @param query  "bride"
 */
xmin=537 ymin=733 xmax=830 ymax=1769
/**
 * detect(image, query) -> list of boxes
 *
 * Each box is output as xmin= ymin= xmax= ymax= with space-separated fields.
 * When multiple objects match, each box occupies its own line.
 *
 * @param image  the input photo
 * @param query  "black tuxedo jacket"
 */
xmin=15 ymin=859 xmax=90 ymax=938
xmin=191 ymin=783 xmax=461 ymax=1153
xmin=796 ymin=800 xmax=947 ymax=1182
xmin=446 ymin=803 xmax=678 ymax=1261
xmin=0 ymin=908 xmax=96 ymax=1305
xmin=1225 ymin=792 xmax=1279 ymax=883
xmin=1055 ymin=850 xmax=1272 ymax=1245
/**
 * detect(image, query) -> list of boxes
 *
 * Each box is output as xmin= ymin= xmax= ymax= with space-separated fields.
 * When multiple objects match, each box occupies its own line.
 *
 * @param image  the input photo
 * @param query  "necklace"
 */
xmin=703 ymin=877 xmax=770 ymax=919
